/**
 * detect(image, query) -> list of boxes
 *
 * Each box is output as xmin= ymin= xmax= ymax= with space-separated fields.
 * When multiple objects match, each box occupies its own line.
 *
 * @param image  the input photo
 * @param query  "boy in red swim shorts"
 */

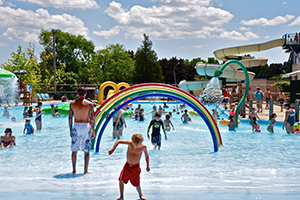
xmin=108 ymin=133 xmax=150 ymax=200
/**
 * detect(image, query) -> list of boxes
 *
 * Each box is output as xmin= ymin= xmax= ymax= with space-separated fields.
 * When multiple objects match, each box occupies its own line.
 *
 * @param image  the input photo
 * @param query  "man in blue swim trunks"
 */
xmin=69 ymin=87 xmax=95 ymax=174
xmin=147 ymin=112 xmax=167 ymax=150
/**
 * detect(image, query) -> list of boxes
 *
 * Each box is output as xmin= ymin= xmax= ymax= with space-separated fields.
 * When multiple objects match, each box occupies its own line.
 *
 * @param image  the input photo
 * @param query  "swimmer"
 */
xmin=11 ymin=117 xmax=17 ymax=122
xmin=267 ymin=113 xmax=277 ymax=133
xmin=181 ymin=109 xmax=192 ymax=124
xmin=1 ymin=128 xmax=16 ymax=149
xmin=23 ymin=118 xmax=34 ymax=134
xmin=227 ymin=115 xmax=236 ymax=132
xmin=252 ymin=117 xmax=261 ymax=132
xmin=147 ymin=112 xmax=167 ymax=150
xmin=164 ymin=114 xmax=174 ymax=131
xmin=3 ymin=107 xmax=10 ymax=118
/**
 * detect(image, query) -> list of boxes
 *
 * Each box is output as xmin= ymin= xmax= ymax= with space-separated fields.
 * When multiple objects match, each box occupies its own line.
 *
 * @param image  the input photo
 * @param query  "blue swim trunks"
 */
xmin=151 ymin=134 xmax=161 ymax=147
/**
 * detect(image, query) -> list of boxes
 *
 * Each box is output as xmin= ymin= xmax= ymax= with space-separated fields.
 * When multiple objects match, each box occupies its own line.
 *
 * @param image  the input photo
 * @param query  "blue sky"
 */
xmin=0 ymin=0 xmax=300 ymax=66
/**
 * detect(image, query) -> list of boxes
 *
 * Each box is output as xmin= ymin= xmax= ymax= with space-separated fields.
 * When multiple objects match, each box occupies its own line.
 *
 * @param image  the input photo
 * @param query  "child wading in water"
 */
xmin=23 ymin=118 xmax=34 ymax=134
xmin=164 ymin=114 xmax=174 ymax=131
xmin=147 ymin=112 xmax=167 ymax=150
xmin=252 ymin=117 xmax=261 ymax=132
xmin=181 ymin=109 xmax=192 ymax=123
xmin=267 ymin=113 xmax=277 ymax=133
xmin=108 ymin=133 xmax=150 ymax=200
xmin=227 ymin=115 xmax=236 ymax=131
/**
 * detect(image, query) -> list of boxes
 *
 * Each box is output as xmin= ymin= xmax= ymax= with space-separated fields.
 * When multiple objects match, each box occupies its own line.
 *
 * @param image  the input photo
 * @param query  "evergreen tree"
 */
xmin=133 ymin=34 xmax=164 ymax=83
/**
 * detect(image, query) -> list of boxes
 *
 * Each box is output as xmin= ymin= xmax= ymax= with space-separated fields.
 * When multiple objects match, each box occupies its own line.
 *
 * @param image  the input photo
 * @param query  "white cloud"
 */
xmin=0 ymin=42 xmax=9 ymax=47
xmin=219 ymin=30 xmax=259 ymax=40
xmin=283 ymin=1 xmax=287 ymax=4
xmin=151 ymin=0 xmax=211 ymax=6
xmin=239 ymin=27 xmax=251 ymax=31
xmin=0 ymin=7 xmax=89 ymax=42
xmin=7 ymin=2 xmax=16 ymax=7
xmin=192 ymin=45 xmax=203 ymax=48
xmin=0 ymin=0 xmax=3 ymax=5
xmin=16 ymin=0 xmax=99 ymax=9
xmin=240 ymin=14 xmax=295 ymax=26
xmin=265 ymin=36 xmax=270 ymax=39
xmin=93 ymin=26 xmax=120 ymax=39
xmin=289 ymin=16 xmax=300 ymax=26
xmin=96 ymin=1 xmax=234 ymax=39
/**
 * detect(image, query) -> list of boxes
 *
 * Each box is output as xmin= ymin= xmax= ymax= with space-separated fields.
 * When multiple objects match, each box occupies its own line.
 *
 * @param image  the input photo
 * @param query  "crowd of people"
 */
xmin=1 ymin=84 xmax=299 ymax=200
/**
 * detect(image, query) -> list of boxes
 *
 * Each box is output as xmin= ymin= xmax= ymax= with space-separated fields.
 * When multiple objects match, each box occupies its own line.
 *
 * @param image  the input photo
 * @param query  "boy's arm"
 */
xmin=143 ymin=146 xmax=150 ymax=172
xmin=108 ymin=140 xmax=130 ymax=155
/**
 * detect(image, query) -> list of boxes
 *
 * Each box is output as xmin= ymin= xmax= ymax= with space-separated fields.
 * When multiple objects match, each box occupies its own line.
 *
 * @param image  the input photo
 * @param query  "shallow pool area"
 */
xmin=0 ymin=102 xmax=300 ymax=199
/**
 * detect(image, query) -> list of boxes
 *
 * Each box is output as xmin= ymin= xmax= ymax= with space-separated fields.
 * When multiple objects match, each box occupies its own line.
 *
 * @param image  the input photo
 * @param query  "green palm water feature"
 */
xmin=214 ymin=60 xmax=250 ymax=128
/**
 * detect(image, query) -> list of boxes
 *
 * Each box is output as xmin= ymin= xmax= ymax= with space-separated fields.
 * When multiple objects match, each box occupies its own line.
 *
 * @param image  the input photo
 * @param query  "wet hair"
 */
xmin=166 ymin=114 xmax=170 ymax=120
xmin=270 ymin=113 xmax=277 ymax=119
xmin=24 ymin=106 xmax=28 ymax=110
xmin=173 ymin=109 xmax=176 ymax=112
xmin=153 ymin=105 xmax=157 ymax=110
xmin=154 ymin=112 xmax=161 ymax=118
xmin=38 ymin=101 xmax=43 ymax=107
xmin=25 ymin=118 xmax=31 ymax=122
xmin=131 ymin=133 xmax=143 ymax=147
xmin=77 ymin=87 xmax=86 ymax=96
xmin=51 ymin=104 xmax=54 ymax=108
xmin=229 ymin=115 xmax=234 ymax=120
xmin=184 ymin=109 xmax=188 ymax=113
xmin=169 ymin=111 xmax=172 ymax=115
xmin=252 ymin=116 xmax=257 ymax=121
xmin=5 ymin=128 xmax=12 ymax=134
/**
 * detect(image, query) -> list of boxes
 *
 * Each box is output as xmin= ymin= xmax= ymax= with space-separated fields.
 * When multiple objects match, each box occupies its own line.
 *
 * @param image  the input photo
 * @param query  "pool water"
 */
xmin=0 ymin=102 xmax=299 ymax=200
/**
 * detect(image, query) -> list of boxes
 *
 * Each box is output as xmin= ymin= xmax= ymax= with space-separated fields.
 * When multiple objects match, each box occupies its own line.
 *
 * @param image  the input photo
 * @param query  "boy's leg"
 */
xmin=72 ymin=151 xmax=77 ymax=174
xmin=118 ymin=180 xmax=125 ymax=200
xmin=136 ymin=186 xmax=146 ymax=200
xmin=84 ymin=152 xmax=90 ymax=174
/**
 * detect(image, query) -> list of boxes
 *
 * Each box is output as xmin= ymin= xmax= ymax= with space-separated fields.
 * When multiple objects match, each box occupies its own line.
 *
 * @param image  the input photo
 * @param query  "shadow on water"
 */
xmin=53 ymin=173 xmax=85 ymax=179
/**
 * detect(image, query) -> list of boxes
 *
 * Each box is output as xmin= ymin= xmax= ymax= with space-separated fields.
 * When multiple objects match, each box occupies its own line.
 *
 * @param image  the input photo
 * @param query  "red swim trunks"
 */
xmin=119 ymin=162 xmax=141 ymax=187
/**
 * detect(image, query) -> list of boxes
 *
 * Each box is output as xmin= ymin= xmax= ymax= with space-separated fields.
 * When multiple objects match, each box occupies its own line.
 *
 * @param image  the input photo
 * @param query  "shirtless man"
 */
xmin=277 ymin=89 xmax=286 ymax=112
xmin=109 ymin=133 xmax=150 ymax=200
xmin=69 ymin=87 xmax=95 ymax=174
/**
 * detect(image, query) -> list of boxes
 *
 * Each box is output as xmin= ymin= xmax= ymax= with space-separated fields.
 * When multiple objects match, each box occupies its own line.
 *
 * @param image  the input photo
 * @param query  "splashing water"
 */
xmin=200 ymin=77 xmax=223 ymax=104
xmin=0 ymin=77 xmax=19 ymax=106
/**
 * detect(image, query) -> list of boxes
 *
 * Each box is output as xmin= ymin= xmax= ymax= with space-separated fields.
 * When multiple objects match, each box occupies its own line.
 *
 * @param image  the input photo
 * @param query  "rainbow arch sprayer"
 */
xmin=92 ymin=83 xmax=222 ymax=153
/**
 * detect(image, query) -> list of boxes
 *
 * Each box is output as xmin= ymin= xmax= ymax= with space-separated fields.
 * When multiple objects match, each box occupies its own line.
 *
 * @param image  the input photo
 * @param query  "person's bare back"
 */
xmin=70 ymin=98 xmax=93 ymax=123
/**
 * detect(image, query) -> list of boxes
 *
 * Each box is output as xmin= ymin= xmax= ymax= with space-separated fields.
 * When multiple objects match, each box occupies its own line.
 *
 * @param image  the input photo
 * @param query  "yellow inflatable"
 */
xmin=189 ymin=110 xmax=200 ymax=116
xmin=294 ymin=123 xmax=300 ymax=129
xmin=219 ymin=119 xmax=241 ymax=126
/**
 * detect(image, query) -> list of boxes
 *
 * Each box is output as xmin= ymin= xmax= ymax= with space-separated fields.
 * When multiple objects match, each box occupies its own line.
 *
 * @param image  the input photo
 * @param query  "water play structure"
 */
xmin=92 ymin=83 xmax=222 ymax=153
xmin=180 ymin=38 xmax=286 ymax=92
xmin=0 ymin=68 xmax=18 ymax=105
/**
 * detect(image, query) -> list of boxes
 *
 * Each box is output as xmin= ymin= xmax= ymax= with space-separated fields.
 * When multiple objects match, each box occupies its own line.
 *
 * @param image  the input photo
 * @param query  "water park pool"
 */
xmin=0 ymin=102 xmax=299 ymax=200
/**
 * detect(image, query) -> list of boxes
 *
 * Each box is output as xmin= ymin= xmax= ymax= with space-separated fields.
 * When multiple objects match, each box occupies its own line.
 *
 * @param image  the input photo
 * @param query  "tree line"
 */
xmin=1 ymin=29 xmax=287 ymax=93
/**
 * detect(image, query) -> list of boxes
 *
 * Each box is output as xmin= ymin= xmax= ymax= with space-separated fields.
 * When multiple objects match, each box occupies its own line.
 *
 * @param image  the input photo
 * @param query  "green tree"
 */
xmin=39 ymin=29 xmax=95 ymax=83
xmin=89 ymin=44 xmax=135 ymax=84
xmin=1 ymin=45 xmax=41 ymax=89
xmin=133 ymin=34 xmax=164 ymax=83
